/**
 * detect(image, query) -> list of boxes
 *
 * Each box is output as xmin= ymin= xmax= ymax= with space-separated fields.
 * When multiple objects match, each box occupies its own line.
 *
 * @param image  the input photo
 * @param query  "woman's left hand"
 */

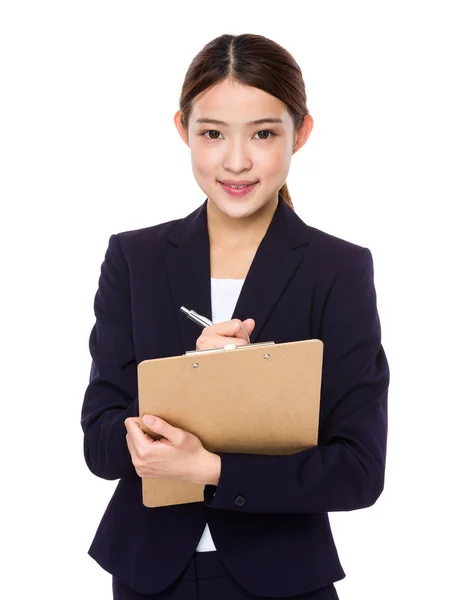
xmin=124 ymin=415 xmax=218 ymax=485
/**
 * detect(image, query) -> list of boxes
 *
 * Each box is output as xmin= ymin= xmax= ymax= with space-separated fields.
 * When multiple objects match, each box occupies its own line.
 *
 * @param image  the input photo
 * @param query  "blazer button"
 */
xmin=234 ymin=495 xmax=246 ymax=507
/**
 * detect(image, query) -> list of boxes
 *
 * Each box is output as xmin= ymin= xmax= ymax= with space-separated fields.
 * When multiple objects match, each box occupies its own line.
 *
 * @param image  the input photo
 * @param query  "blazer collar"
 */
xmin=164 ymin=193 xmax=311 ymax=352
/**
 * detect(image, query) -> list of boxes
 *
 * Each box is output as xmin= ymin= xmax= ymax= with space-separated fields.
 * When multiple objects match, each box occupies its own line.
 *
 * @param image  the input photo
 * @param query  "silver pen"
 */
xmin=180 ymin=306 xmax=250 ymax=344
xmin=180 ymin=306 xmax=213 ymax=328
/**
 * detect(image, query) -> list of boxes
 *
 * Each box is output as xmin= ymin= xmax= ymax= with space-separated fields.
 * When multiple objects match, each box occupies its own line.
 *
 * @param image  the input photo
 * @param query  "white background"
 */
xmin=1 ymin=1 xmax=460 ymax=598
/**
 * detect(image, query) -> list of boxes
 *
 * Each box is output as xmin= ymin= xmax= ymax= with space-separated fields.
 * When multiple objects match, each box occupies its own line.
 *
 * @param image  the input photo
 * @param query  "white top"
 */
xmin=195 ymin=276 xmax=245 ymax=553
xmin=210 ymin=277 xmax=245 ymax=325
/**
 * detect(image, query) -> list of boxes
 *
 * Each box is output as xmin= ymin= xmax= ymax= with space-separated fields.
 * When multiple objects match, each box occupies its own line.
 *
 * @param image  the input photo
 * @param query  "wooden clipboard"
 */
xmin=137 ymin=338 xmax=323 ymax=508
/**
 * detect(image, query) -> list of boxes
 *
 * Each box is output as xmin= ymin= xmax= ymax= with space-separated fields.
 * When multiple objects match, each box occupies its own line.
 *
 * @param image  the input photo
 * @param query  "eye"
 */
xmin=201 ymin=129 xmax=276 ymax=140
xmin=254 ymin=130 xmax=276 ymax=140
xmin=202 ymin=130 xmax=222 ymax=139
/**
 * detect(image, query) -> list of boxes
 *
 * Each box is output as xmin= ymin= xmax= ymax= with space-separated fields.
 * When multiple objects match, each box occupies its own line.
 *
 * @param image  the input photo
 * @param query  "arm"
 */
xmin=80 ymin=234 xmax=138 ymax=480
xmin=204 ymin=247 xmax=389 ymax=514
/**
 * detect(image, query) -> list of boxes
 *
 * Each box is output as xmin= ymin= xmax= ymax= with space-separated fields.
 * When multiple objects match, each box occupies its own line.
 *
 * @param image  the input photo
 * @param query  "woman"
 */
xmin=81 ymin=33 xmax=390 ymax=600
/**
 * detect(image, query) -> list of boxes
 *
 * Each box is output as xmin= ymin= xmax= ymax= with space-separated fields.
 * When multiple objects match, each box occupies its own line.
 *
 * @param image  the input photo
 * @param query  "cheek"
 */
xmin=190 ymin=145 xmax=219 ymax=177
xmin=258 ymin=146 xmax=291 ymax=176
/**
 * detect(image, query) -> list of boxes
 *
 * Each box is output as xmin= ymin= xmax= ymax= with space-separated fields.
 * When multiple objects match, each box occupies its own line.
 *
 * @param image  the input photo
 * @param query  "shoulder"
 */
xmin=108 ymin=200 xmax=204 ymax=258
xmin=101 ymin=216 xmax=185 ymax=270
xmin=307 ymin=225 xmax=365 ymax=252
xmin=303 ymin=224 xmax=376 ymax=303
xmin=289 ymin=210 xmax=376 ymax=290
xmin=303 ymin=219 xmax=372 ymax=273
xmin=94 ymin=217 xmax=184 ymax=277
xmin=114 ymin=217 xmax=181 ymax=251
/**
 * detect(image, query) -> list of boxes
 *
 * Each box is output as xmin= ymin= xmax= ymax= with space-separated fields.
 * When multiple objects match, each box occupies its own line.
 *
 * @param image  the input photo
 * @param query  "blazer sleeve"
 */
xmin=203 ymin=247 xmax=390 ymax=514
xmin=80 ymin=234 xmax=138 ymax=480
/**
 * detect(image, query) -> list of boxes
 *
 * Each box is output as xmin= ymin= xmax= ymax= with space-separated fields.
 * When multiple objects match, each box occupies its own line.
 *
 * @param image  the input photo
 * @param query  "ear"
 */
xmin=174 ymin=110 xmax=190 ymax=147
xmin=292 ymin=113 xmax=314 ymax=154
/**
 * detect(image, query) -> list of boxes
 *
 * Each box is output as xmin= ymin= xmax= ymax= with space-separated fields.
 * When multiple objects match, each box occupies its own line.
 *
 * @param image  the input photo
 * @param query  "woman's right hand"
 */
xmin=196 ymin=318 xmax=256 ymax=351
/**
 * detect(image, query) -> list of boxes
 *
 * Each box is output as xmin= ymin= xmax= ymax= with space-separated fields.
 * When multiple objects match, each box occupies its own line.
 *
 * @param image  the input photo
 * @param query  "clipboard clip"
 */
xmin=185 ymin=341 xmax=275 ymax=356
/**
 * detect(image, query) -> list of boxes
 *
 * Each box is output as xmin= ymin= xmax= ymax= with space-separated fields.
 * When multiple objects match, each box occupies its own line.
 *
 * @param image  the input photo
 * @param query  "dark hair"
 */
xmin=178 ymin=34 xmax=309 ymax=211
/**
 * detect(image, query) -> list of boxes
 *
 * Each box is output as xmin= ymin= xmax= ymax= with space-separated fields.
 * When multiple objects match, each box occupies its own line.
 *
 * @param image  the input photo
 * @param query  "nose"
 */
xmin=222 ymin=139 xmax=253 ymax=173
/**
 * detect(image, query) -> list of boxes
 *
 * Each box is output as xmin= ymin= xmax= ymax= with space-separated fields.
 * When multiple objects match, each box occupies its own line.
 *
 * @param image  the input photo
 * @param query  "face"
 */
xmin=174 ymin=78 xmax=312 ymax=221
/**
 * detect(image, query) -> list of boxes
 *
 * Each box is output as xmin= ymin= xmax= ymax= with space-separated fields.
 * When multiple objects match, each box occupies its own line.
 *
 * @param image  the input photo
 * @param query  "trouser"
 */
xmin=112 ymin=550 xmax=340 ymax=599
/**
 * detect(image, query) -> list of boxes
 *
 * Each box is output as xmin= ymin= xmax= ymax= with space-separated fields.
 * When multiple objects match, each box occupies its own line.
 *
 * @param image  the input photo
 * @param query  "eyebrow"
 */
xmin=195 ymin=117 xmax=284 ymax=126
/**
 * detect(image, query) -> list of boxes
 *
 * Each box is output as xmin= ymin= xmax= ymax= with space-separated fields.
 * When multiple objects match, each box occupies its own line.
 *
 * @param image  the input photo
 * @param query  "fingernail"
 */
xmin=143 ymin=415 xmax=154 ymax=425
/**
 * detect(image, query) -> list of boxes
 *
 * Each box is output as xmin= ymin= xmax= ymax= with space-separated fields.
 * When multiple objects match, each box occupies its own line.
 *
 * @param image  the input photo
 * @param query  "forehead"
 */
xmin=190 ymin=78 xmax=291 ymax=126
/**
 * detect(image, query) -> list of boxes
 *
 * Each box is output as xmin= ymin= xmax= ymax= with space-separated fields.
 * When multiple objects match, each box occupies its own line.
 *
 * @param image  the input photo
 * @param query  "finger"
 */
xmin=211 ymin=319 xmax=251 ymax=342
xmin=236 ymin=322 xmax=250 ymax=344
xmin=142 ymin=415 xmax=179 ymax=446
xmin=125 ymin=417 xmax=141 ymax=435
xmin=242 ymin=318 xmax=256 ymax=336
xmin=125 ymin=419 xmax=151 ymax=453
xmin=211 ymin=319 xmax=244 ymax=337
xmin=126 ymin=433 xmax=135 ymax=457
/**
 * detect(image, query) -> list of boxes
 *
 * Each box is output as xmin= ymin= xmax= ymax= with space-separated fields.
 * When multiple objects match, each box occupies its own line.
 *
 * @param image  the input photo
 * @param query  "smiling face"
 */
xmin=174 ymin=78 xmax=312 ymax=221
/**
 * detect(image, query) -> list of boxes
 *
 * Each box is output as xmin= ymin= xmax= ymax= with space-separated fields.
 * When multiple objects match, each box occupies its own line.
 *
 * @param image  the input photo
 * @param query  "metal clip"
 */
xmin=185 ymin=341 xmax=275 ymax=356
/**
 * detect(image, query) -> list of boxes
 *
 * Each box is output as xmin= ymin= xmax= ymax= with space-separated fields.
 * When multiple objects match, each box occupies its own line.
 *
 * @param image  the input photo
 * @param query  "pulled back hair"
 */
xmin=178 ymin=34 xmax=309 ymax=211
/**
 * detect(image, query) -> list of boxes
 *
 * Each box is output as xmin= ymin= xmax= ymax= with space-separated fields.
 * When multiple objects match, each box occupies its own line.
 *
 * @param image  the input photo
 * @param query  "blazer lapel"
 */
xmin=231 ymin=195 xmax=311 ymax=341
xmin=164 ymin=194 xmax=311 ymax=352
xmin=164 ymin=201 xmax=212 ymax=353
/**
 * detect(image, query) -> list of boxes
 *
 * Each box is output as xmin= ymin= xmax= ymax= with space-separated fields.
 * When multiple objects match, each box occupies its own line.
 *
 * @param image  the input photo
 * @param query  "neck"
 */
xmin=207 ymin=194 xmax=279 ymax=249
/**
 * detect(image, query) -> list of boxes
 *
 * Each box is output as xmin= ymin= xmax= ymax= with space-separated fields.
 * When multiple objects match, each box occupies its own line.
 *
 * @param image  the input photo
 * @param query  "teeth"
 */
xmin=227 ymin=184 xmax=251 ymax=189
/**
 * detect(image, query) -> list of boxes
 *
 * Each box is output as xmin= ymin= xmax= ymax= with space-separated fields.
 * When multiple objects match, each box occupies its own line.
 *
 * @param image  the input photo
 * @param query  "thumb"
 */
xmin=143 ymin=415 xmax=176 ymax=444
xmin=242 ymin=318 xmax=256 ymax=336
xmin=231 ymin=318 xmax=256 ymax=343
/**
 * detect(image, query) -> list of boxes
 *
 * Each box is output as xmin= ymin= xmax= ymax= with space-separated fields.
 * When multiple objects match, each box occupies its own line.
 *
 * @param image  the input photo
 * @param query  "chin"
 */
xmin=214 ymin=199 xmax=261 ymax=219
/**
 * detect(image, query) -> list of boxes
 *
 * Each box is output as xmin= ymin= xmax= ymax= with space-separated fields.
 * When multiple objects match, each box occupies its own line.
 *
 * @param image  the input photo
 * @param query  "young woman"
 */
xmin=81 ymin=33 xmax=390 ymax=600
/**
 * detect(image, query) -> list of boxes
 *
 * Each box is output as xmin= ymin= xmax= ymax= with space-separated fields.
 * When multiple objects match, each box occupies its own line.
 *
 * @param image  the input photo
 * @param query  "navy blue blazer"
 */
xmin=81 ymin=194 xmax=389 ymax=597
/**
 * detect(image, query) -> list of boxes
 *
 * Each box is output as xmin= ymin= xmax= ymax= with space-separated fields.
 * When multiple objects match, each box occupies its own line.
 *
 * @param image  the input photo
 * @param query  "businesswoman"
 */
xmin=81 ymin=33 xmax=390 ymax=600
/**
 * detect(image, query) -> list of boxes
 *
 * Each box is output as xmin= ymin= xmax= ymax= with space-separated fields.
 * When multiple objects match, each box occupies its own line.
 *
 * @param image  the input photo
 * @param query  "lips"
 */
xmin=219 ymin=181 xmax=258 ymax=197
xmin=219 ymin=181 xmax=257 ymax=187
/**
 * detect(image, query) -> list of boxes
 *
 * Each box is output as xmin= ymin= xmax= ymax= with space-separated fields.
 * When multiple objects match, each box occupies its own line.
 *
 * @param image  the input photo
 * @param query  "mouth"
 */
xmin=218 ymin=181 xmax=258 ymax=197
